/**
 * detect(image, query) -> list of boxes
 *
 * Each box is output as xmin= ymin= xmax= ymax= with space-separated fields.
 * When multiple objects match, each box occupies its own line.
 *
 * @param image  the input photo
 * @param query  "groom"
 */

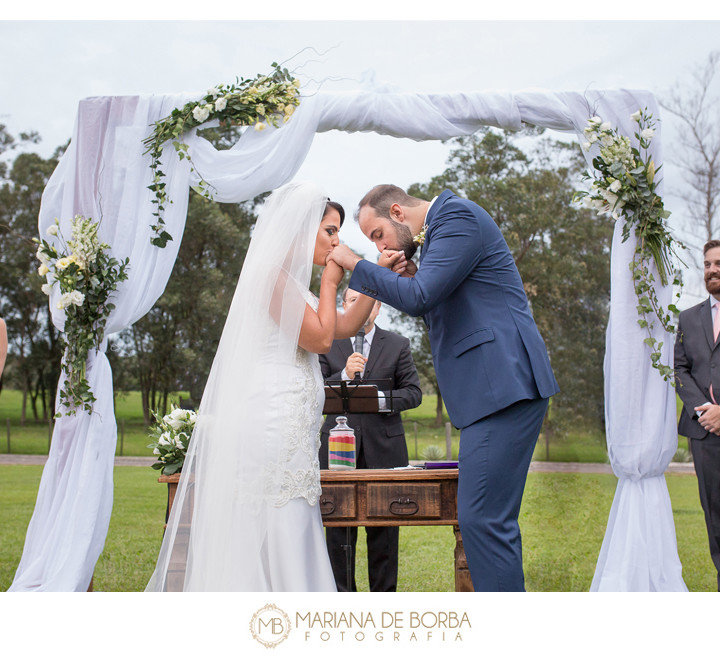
xmin=328 ymin=184 xmax=559 ymax=591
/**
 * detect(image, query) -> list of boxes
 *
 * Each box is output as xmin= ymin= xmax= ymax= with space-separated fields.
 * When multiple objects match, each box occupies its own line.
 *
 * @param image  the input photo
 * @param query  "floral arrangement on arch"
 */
xmin=35 ymin=215 xmax=129 ymax=415
xmin=147 ymin=405 xmax=198 ymax=475
xmin=574 ymin=108 xmax=684 ymax=383
xmin=143 ymin=62 xmax=301 ymax=248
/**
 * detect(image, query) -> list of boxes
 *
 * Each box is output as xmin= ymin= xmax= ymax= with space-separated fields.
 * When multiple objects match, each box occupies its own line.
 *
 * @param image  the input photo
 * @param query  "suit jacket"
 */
xmin=675 ymin=298 xmax=720 ymax=439
xmin=349 ymin=190 xmax=559 ymax=429
xmin=319 ymin=326 xmax=422 ymax=469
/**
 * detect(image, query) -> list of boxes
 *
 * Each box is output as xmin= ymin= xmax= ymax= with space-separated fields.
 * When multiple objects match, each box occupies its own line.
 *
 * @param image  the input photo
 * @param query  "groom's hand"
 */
xmin=328 ymin=245 xmax=362 ymax=271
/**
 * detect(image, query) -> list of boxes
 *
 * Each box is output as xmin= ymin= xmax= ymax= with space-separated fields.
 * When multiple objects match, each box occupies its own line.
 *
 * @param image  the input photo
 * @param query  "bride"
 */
xmin=146 ymin=182 xmax=381 ymax=591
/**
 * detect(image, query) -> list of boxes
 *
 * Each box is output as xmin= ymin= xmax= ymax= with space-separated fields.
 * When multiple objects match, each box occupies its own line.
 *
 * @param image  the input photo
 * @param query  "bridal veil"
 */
xmin=146 ymin=181 xmax=329 ymax=591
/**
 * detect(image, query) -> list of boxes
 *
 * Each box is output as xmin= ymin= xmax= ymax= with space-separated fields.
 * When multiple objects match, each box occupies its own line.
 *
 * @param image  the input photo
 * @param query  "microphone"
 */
xmin=353 ymin=328 xmax=365 ymax=382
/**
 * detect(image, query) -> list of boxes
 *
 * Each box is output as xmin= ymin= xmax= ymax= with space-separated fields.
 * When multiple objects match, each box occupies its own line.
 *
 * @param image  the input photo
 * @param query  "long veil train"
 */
xmin=146 ymin=181 xmax=335 ymax=591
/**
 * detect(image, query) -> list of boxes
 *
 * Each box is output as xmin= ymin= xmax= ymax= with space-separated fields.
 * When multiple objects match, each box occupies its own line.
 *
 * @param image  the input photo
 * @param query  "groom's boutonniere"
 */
xmin=414 ymin=224 xmax=427 ymax=246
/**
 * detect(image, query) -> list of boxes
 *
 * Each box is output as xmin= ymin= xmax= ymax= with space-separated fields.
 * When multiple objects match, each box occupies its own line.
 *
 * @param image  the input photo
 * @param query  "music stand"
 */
xmin=322 ymin=378 xmax=394 ymax=415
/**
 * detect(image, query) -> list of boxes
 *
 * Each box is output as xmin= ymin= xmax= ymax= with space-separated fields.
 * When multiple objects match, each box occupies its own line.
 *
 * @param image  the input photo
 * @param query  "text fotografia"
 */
xmin=296 ymin=610 xmax=471 ymax=643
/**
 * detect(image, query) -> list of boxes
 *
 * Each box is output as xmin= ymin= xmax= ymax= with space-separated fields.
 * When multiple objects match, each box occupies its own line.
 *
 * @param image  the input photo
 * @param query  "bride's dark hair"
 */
xmin=324 ymin=200 xmax=345 ymax=226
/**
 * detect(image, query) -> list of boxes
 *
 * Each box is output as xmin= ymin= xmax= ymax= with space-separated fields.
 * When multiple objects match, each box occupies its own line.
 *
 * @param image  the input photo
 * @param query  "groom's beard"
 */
xmin=391 ymin=219 xmax=418 ymax=260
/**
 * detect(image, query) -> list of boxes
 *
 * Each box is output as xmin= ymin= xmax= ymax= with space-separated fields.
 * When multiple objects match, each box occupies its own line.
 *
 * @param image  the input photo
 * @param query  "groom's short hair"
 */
xmin=355 ymin=184 xmax=423 ymax=222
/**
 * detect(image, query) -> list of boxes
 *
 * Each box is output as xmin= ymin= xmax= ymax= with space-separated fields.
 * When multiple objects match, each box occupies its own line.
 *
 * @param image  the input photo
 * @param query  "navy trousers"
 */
xmin=457 ymin=397 xmax=548 ymax=591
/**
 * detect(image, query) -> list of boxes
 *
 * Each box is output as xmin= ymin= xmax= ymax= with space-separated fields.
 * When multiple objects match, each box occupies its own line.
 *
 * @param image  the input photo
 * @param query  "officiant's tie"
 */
xmin=711 ymin=307 xmax=720 ymax=403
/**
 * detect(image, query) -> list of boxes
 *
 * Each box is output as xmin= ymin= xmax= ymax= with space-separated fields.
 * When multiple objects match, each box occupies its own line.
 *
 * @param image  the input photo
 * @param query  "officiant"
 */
xmin=319 ymin=288 xmax=422 ymax=591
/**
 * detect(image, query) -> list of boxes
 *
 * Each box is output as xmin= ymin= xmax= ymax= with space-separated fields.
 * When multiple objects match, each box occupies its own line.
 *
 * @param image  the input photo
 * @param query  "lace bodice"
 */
xmin=265 ymin=291 xmax=324 ymax=507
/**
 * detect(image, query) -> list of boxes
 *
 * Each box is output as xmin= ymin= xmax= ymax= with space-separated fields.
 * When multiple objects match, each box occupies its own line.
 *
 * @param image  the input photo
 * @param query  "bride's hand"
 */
xmin=323 ymin=258 xmax=345 ymax=286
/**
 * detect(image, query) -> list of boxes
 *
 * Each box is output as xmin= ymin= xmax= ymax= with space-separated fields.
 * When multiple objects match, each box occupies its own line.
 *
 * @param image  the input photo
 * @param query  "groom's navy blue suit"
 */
xmin=349 ymin=190 xmax=559 ymax=591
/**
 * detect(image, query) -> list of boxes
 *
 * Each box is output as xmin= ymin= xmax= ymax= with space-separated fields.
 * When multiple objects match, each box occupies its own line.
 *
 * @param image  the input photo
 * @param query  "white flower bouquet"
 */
xmin=574 ymin=108 xmax=684 ymax=382
xmin=35 ymin=215 xmax=129 ymax=415
xmin=143 ymin=62 xmax=301 ymax=248
xmin=147 ymin=405 xmax=197 ymax=475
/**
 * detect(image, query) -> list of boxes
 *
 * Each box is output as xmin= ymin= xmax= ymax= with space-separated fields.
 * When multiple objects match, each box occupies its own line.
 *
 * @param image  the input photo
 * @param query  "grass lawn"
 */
xmin=1 ymin=389 xmax=614 ymax=463
xmin=1 ymin=465 xmax=715 ymax=592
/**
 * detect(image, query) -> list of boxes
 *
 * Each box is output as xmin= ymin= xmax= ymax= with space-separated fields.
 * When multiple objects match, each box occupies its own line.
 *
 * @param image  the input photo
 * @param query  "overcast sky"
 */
xmin=1 ymin=13 xmax=719 ymax=303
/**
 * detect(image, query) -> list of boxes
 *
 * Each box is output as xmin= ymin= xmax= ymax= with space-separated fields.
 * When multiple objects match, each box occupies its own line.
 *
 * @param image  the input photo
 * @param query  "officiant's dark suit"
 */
xmin=319 ymin=297 xmax=422 ymax=592
xmin=674 ymin=239 xmax=720 ymax=590
xmin=346 ymin=186 xmax=559 ymax=591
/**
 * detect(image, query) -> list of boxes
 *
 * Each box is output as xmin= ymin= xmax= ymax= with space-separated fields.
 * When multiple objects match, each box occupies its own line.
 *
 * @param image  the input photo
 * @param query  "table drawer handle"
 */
xmin=389 ymin=497 xmax=419 ymax=516
xmin=320 ymin=497 xmax=336 ymax=515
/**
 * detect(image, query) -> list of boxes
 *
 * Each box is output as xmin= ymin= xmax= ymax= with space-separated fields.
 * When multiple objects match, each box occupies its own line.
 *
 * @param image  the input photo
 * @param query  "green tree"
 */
xmin=0 ymin=128 xmax=65 ymax=421
xmin=403 ymin=128 xmax=614 ymax=452
xmin=124 ymin=191 xmax=259 ymax=423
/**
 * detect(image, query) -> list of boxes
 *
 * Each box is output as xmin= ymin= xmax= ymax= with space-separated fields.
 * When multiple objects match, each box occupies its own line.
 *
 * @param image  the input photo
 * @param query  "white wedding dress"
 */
xmin=146 ymin=182 xmax=336 ymax=591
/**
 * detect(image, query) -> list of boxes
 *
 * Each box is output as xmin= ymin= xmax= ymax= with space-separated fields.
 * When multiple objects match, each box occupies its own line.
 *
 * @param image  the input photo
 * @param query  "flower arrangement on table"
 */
xmin=574 ymin=108 xmax=684 ymax=383
xmin=142 ymin=62 xmax=301 ymax=248
xmin=35 ymin=215 xmax=129 ymax=416
xmin=147 ymin=405 xmax=197 ymax=475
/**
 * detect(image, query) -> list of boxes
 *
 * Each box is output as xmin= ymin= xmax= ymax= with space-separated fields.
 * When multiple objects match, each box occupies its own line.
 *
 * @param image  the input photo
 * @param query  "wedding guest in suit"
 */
xmin=319 ymin=288 xmax=422 ymax=591
xmin=328 ymin=184 xmax=559 ymax=591
xmin=674 ymin=239 xmax=720 ymax=591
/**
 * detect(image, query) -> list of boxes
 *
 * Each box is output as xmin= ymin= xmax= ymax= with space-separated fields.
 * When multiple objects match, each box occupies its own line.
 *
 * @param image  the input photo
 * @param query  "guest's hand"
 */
xmin=345 ymin=352 xmax=367 ymax=379
xmin=328 ymin=245 xmax=362 ymax=271
xmin=323 ymin=258 xmax=345 ymax=286
xmin=695 ymin=403 xmax=720 ymax=435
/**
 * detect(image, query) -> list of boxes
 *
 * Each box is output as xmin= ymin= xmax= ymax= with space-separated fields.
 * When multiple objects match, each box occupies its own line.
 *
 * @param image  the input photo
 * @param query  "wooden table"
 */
xmin=158 ymin=467 xmax=472 ymax=592
xmin=319 ymin=468 xmax=472 ymax=592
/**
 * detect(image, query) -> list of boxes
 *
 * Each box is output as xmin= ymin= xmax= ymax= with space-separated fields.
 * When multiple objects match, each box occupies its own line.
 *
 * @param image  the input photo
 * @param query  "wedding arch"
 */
xmin=9 ymin=79 xmax=686 ymax=592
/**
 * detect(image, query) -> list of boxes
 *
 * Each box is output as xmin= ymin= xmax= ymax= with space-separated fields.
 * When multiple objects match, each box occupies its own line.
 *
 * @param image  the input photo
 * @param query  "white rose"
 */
xmin=631 ymin=110 xmax=642 ymax=122
xmin=600 ymin=122 xmax=611 ymax=131
xmin=600 ymin=134 xmax=614 ymax=147
xmin=57 ymin=292 xmax=71 ymax=310
xmin=36 ymin=245 xmax=47 ymax=262
xmin=170 ymin=407 xmax=186 ymax=420
xmin=588 ymin=116 xmax=602 ymax=125
xmin=46 ymin=225 xmax=59 ymax=237
xmin=38 ymin=264 xmax=49 ymax=276
xmin=165 ymin=418 xmax=182 ymax=431
xmin=588 ymin=133 xmax=598 ymax=144
xmin=608 ymin=180 xmax=622 ymax=193
xmin=69 ymin=290 xmax=85 ymax=306
xmin=41 ymin=283 xmax=53 ymax=296
xmin=214 ymin=96 xmax=227 ymax=112
xmin=582 ymin=141 xmax=592 ymax=151
xmin=158 ymin=433 xmax=172 ymax=446
xmin=207 ymin=87 xmax=221 ymax=98
xmin=255 ymin=122 xmax=267 ymax=131
xmin=192 ymin=105 xmax=211 ymax=122
xmin=642 ymin=128 xmax=655 ymax=140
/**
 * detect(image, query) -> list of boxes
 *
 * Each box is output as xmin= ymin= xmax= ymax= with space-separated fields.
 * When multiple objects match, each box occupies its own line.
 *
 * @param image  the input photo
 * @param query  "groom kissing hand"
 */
xmin=329 ymin=184 xmax=559 ymax=592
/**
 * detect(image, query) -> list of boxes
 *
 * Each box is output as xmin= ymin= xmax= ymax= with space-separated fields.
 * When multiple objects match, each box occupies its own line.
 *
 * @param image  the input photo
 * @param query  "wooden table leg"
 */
xmin=453 ymin=525 xmax=474 ymax=592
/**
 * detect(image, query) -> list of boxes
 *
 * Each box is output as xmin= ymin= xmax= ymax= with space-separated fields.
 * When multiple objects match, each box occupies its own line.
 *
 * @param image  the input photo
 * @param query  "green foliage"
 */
xmin=0 ymin=130 xmax=65 ymax=420
xmin=34 ymin=216 xmax=129 ymax=416
xmin=142 ymin=62 xmax=300 ymax=247
xmin=574 ymin=109 xmax=684 ymax=383
xmin=120 ymin=191 xmax=260 ymax=421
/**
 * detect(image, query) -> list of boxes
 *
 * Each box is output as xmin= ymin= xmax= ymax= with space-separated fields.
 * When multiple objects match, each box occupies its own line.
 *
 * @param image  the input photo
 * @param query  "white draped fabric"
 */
xmin=10 ymin=84 xmax=685 ymax=591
